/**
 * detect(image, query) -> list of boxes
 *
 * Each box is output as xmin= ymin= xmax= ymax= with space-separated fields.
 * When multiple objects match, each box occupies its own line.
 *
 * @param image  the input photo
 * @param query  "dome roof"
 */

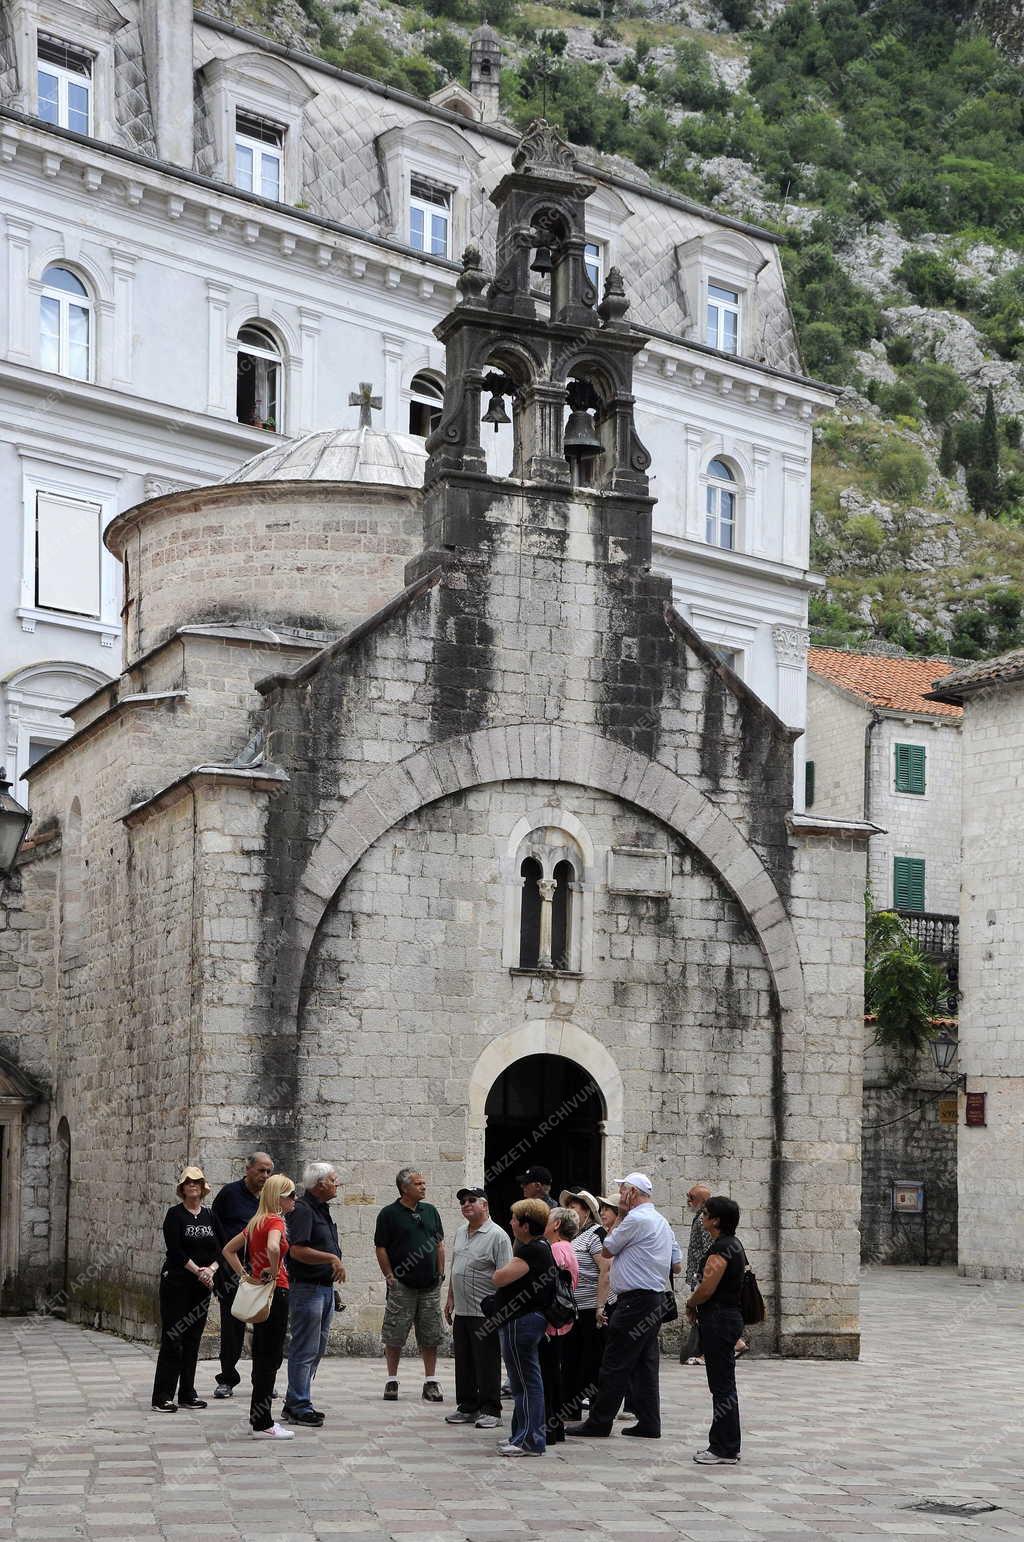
xmin=471 ymin=22 xmax=500 ymax=42
xmin=219 ymin=426 xmax=428 ymax=488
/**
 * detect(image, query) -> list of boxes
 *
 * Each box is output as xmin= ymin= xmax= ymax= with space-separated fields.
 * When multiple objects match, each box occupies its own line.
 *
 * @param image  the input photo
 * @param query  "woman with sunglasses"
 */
xmin=223 ymin=1173 xmax=297 ymax=1439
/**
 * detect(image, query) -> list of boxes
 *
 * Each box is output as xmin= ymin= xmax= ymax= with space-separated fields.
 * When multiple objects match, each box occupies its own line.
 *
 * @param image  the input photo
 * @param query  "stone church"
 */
xmin=0 ymin=124 xmax=870 ymax=1357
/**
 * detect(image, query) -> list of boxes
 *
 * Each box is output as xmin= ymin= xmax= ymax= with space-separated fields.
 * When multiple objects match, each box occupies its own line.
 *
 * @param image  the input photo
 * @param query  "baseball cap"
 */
xmin=614 ymin=1171 xmax=653 ymax=1195
xmin=516 ymin=1165 xmax=552 ymax=1186
xmin=456 ymin=1187 xmax=487 ymax=1202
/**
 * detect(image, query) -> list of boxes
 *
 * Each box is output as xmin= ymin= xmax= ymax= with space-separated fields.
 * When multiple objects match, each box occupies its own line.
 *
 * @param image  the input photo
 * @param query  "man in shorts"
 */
xmin=374 ymin=1167 xmax=445 ymax=1402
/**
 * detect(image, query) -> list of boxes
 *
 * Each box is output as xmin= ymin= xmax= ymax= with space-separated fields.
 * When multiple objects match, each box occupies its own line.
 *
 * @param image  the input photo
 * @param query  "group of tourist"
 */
xmin=151 ymin=1153 xmax=747 ymax=1463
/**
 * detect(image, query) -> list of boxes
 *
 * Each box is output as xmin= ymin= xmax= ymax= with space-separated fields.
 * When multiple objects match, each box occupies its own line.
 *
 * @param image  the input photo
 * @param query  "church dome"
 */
xmin=219 ymin=426 xmax=428 ymax=488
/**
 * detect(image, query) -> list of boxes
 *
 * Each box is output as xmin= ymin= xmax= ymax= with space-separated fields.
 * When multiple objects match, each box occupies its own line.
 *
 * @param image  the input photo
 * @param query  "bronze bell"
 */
xmin=530 ymin=245 xmax=553 ymax=276
xmin=563 ymin=407 xmax=603 ymax=457
xmin=481 ymin=392 xmax=511 ymax=432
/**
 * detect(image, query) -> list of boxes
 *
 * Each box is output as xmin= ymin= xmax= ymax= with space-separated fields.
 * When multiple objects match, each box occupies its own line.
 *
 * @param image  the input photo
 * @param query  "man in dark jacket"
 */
xmin=210 ymin=1151 xmax=273 ymax=1398
xmin=284 ymin=1162 xmax=346 ymax=1426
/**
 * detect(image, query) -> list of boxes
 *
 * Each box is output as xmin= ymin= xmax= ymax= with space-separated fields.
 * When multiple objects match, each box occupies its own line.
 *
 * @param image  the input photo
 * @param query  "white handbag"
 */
xmin=231 ymin=1272 xmax=275 ymax=1324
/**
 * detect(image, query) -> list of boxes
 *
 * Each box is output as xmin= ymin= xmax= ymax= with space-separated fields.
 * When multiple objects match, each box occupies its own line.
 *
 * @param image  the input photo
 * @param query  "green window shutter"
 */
xmin=895 ymin=742 xmax=926 ymax=794
xmin=804 ymin=760 xmax=815 ymax=808
xmin=893 ymin=856 xmax=926 ymax=911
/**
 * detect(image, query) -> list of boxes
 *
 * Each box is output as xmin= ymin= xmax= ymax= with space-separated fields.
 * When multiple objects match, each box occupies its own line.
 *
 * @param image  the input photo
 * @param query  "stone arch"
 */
xmin=465 ymin=1020 xmax=625 ymax=1184
xmin=287 ymin=725 xmax=803 ymax=1026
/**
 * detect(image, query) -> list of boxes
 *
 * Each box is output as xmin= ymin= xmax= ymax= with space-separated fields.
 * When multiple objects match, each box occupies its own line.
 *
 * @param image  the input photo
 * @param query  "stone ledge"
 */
xmin=779 ymin=1331 xmax=860 ymax=1360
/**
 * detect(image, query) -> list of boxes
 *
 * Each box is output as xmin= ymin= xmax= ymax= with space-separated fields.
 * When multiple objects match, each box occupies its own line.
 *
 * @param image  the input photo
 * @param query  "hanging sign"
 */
xmin=965 ymin=1092 xmax=987 ymax=1127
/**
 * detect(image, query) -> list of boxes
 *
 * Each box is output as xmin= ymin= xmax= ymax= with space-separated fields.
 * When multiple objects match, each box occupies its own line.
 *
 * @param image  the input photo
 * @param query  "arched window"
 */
xmin=409 ymin=372 xmax=444 ymax=437
xmin=552 ymin=859 xmax=575 ymax=971
xmin=236 ymin=323 xmax=282 ymax=431
xmin=519 ymin=857 xmax=542 ymax=969
xmin=705 ymin=457 xmax=737 ymax=550
xmin=40 ymin=265 xmax=92 ymax=380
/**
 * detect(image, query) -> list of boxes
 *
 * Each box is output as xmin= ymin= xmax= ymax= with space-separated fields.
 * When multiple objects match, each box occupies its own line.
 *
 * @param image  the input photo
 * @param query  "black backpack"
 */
xmin=545 ymin=1260 xmax=579 ymax=1330
xmin=739 ymin=1251 xmax=766 ymax=1325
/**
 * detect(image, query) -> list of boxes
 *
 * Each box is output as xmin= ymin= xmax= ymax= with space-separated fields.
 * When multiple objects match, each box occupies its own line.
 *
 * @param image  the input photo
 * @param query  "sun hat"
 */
xmin=176 ymin=1165 xmax=211 ymax=1197
xmin=559 ymin=1188 xmax=601 ymax=1224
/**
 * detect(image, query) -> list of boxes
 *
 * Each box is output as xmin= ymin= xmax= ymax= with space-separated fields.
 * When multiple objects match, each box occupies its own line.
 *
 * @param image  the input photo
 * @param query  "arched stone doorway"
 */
xmin=484 ymin=1055 xmax=606 ymax=1226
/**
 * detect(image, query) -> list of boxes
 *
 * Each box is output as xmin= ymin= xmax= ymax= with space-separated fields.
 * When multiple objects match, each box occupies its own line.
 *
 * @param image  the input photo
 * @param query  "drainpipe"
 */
xmin=864 ymin=709 xmax=882 ymax=824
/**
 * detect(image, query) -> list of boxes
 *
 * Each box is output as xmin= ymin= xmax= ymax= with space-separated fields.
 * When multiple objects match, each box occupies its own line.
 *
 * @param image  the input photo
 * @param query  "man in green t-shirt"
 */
xmin=374 ymin=1167 xmax=446 ymax=1402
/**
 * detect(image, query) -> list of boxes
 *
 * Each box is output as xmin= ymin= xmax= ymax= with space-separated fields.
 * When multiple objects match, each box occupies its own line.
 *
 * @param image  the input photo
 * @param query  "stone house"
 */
xmin=0 ymin=126 xmax=870 ymax=1356
xmin=0 ymin=0 xmax=832 ymax=806
xmin=930 ymin=651 xmax=1024 ymax=1281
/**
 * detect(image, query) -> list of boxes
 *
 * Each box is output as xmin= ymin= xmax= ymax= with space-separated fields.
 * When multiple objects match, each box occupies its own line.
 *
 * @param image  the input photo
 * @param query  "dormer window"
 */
xmin=409 ymin=175 xmax=453 ymax=258
xmin=234 ymin=111 xmax=284 ymax=199
xmin=37 ymin=36 xmax=92 ymax=134
xmin=706 ymin=282 xmax=740 ymax=353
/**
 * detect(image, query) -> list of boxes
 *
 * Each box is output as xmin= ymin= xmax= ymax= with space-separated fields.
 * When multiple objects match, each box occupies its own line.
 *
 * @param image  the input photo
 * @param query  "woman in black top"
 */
xmin=685 ymin=1195 xmax=746 ymax=1464
xmin=151 ymin=1166 xmax=222 ymax=1412
xmin=489 ymin=1198 xmax=555 ymax=1456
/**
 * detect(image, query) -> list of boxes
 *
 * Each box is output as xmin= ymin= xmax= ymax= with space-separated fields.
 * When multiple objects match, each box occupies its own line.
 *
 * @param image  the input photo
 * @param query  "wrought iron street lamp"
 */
xmin=930 ymin=1030 xmax=965 ymax=1087
xmin=0 ymin=768 xmax=31 ymax=881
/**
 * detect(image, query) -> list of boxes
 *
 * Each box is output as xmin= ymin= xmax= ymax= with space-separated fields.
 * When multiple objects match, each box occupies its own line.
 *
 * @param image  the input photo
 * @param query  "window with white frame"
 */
xmin=408 ymin=372 xmax=444 ymax=437
xmin=234 ymin=110 xmax=284 ymax=200
xmin=705 ymin=458 xmax=737 ymax=550
xmin=40 ymin=265 xmax=92 ymax=381
xmin=706 ymin=281 xmax=740 ymax=354
xmin=584 ymin=241 xmax=603 ymax=293
xmin=35 ymin=491 xmax=102 ymax=617
xmin=409 ymin=175 xmax=453 ymax=258
xmin=236 ymin=324 xmax=282 ymax=430
xmin=36 ymin=35 xmax=92 ymax=134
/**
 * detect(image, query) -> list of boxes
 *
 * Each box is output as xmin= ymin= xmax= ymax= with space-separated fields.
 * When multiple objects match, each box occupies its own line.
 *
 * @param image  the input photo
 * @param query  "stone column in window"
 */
xmin=536 ymin=878 xmax=557 ymax=969
xmin=5 ymin=217 xmax=33 ymax=362
xmin=206 ymin=279 xmax=232 ymax=416
xmin=111 ymin=252 xmax=136 ymax=388
xmin=382 ymin=335 xmax=404 ymax=432
xmin=298 ymin=307 xmax=321 ymax=432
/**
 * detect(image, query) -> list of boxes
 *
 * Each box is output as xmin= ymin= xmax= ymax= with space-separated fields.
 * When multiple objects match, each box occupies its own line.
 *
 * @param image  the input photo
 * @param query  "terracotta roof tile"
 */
xmin=808 ymin=647 xmax=963 ymax=720
xmin=929 ymin=646 xmax=1024 ymax=701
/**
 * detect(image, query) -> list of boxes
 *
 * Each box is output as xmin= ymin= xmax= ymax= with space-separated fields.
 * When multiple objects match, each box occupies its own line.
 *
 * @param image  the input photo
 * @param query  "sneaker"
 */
xmin=445 ymin=1410 xmax=475 ymax=1424
xmin=213 ymin=1384 xmax=234 ymax=1400
xmin=693 ymin=1448 xmax=740 ymax=1465
xmin=383 ymin=1380 xmax=399 ymax=1401
xmin=177 ymin=1397 xmax=207 ymax=1410
xmin=252 ymin=1422 xmax=294 ymax=1440
xmin=422 ymin=1380 xmax=443 ymax=1403
xmin=475 ymin=1415 xmax=501 ymax=1429
xmin=500 ymin=1443 xmax=542 ymax=1457
xmin=281 ymin=1407 xmax=324 ymax=1427
xmin=151 ymin=1400 xmax=177 ymax=1413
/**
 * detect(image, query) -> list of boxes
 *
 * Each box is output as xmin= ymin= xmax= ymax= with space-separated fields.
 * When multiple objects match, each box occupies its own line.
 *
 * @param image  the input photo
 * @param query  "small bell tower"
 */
xmin=415 ymin=120 xmax=654 ymax=575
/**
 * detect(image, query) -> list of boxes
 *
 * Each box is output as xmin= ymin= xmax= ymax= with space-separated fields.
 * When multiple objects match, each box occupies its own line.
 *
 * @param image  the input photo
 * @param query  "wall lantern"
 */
xmin=930 ymin=1030 xmax=966 ymax=1088
xmin=0 ymin=768 xmax=31 ymax=882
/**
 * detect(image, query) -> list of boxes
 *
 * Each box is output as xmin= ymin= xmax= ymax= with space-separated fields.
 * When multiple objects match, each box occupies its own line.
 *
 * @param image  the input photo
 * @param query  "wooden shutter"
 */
xmin=894 ymin=742 xmax=926 ymax=794
xmin=35 ymin=492 xmax=101 ymax=616
xmin=893 ymin=856 xmax=926 ymax=911
xmin=804 ymin=760 xmax=815 ymax=808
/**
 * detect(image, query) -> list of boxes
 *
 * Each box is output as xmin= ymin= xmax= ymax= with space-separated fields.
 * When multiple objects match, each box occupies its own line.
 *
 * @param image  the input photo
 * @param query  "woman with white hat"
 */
xmin=151 ymin=1166 xmax=221 ymax=1412
xmin=559 ymin=1188 xmax=606 ymax=1421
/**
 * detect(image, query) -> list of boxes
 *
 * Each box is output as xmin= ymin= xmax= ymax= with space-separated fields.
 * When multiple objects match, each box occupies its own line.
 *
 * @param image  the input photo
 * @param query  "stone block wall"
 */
xmin=805 ymin=677 xmax=868 ymax=820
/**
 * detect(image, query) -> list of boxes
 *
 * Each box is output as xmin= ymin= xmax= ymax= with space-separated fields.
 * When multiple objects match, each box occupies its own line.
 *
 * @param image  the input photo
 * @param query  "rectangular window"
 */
xmin=234 ymin=111 xmax=284 ymax=200
xmin=37 ymin=36 xmax=92 ymax=135
xmin=409 ymin=174 xmax=452 ymax=258
xmin=706 ymin=281 xmax=740 ymax=354
xmin=893 ymin=856 xmax=926 ymax=912
xmin=35 ymin=491 xmax=102 ymax=617
xmin=894 ymin=742 xmax=926 ymax=795
xmin=804 ymin=760 xmax=815 ymax=808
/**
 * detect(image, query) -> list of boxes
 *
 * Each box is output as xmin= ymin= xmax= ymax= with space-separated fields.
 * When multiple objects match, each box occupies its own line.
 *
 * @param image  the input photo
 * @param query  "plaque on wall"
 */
xmin=607 ymin=847 xmax=672 ymax=897
xmin=965 ymin=1091 xmax=987 ymax=1127
xmin=937 ymin=1097 xmax=958 ymax=1125
xmin=892 ymin=1180 xmax=925 ymax=1213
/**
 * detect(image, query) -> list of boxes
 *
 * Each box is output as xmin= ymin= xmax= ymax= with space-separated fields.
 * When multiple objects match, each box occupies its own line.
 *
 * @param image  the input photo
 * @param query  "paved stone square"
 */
xmin=0 ymin=1266 xmax=1022 ymax=1542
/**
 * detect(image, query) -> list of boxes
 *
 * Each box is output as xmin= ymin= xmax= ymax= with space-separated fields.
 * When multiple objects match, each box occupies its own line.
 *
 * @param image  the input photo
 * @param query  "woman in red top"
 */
xmin=224 ymin=1173 xmax=296 ymax=1439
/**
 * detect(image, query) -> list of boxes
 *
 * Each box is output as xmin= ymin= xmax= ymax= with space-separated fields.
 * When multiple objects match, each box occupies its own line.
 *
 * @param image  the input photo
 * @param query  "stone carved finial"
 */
xmin=349 ymin=382 xmax=382 ymax=428
xmin=597 ymin=266 xmax=630 ymax=327
xmin=512 ymin=118 xmax=576 ymax=175
xmin=457 ymin=244 xmax=488 ymax=305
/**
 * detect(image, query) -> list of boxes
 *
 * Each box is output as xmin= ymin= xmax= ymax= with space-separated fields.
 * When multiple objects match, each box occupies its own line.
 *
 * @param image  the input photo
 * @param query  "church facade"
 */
xmin=0 ymin=125 xmax=869 ymax=1358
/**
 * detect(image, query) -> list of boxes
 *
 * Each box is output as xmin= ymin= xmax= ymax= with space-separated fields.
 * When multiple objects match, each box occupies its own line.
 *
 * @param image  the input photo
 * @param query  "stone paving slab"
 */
xmin=1 ymin=1268 xmax=1023 ymax=1541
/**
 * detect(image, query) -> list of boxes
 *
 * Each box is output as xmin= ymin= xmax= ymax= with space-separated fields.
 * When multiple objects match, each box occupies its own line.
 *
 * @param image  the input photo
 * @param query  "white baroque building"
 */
xmin=0 ymin=0 xmax=834 ymax=798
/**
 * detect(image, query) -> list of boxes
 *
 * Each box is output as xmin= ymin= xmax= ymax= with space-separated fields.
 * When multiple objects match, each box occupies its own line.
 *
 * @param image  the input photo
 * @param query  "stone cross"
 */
xmin=349 ymin=382 xmax=382 ymax=428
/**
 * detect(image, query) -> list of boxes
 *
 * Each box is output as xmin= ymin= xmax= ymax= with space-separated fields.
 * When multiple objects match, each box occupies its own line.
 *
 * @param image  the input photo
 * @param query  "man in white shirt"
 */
xmin=443 ymin=1188 xmax=512 ymax=1429
xmin=565 ymin=1172 xmax=681 ymax=1439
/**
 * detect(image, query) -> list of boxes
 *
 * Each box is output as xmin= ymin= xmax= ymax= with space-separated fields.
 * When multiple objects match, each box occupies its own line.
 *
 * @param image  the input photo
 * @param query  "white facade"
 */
xmin=0 ymin=0 xmax=833 ymax=798
xmin=806 ymin=652 xmax=962 ymax=914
